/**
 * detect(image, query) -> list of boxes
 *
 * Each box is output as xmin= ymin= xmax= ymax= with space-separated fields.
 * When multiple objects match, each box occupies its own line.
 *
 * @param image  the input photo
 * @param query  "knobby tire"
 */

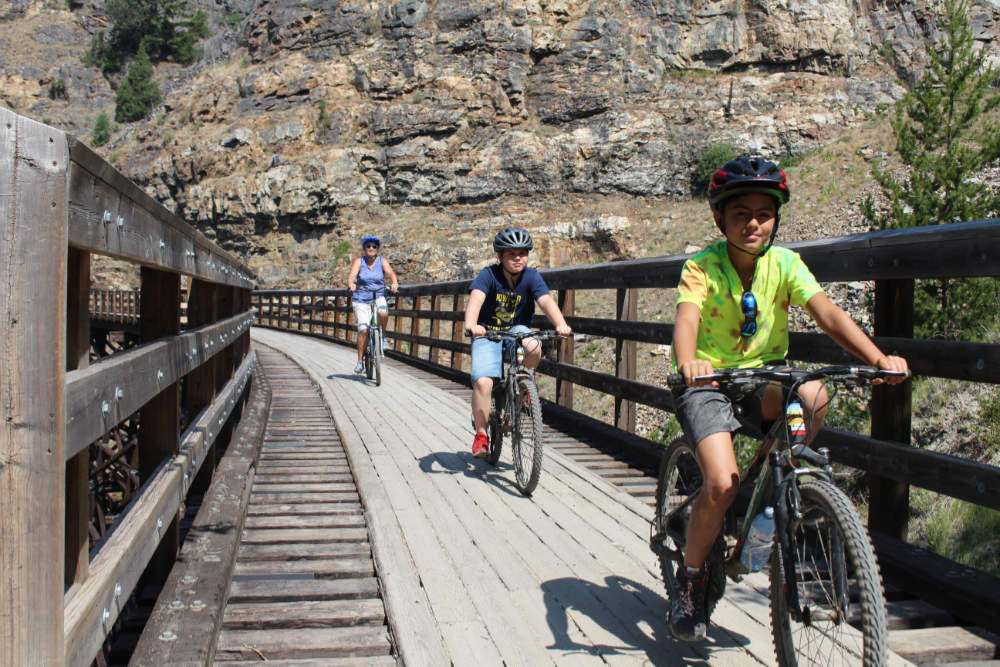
xmin=653 ymin=437 xmax=726 ymax=619
xmin=769 ymin=479 xmax=887 ymax=666
xmin=511 ymin=376 xmax=543 ymax=495
xmin=372 ymin=328 xmax=382 ymax=386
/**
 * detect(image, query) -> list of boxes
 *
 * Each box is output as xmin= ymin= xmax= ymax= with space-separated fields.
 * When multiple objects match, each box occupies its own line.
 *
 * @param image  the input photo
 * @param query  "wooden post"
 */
xmin=334 ymin=295 xmax=343 ymax=340
xmin=556 ymin=289 xmax=575 ymax=409
xmin=139 ymin=267 xmax=181 ymax=587
xmin=451 ymin=293 xmax=466 ymax=371
xmin=394 ymin=298 xmax=405 ymax=352
xmin=1 ymin=110 xmax=68 ymax=664
xmin=410 ymin=296 xmax=422 ymax=358
xmin=322 ymin=295 xmax=331 ymax=336
xmin=185 ymin=279 xmax=218 ymax=497
xmin=429 ymin=295 xmax=442 ymax=364
xmin=868 ymin=278 xmax=915 ymax=539
xmin=614 ymin=288 xmax=637 ymax=432
xmin=66 ymin=248 xmax=91 ymax=589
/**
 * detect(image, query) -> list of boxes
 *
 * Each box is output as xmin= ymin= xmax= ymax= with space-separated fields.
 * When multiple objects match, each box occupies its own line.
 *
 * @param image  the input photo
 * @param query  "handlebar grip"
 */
xmin=667 ymin=373 xmax=685 ymax=389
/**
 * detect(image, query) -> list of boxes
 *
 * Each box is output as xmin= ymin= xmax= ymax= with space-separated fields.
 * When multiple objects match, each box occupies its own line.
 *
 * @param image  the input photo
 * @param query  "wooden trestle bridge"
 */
xmin=3 ymin=111 xmax=1000 ymax=666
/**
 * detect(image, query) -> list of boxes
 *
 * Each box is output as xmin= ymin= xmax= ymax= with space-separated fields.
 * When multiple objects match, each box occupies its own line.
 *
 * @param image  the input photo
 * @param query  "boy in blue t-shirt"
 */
xmin=463 ymin=227 xmax=572 ymax=458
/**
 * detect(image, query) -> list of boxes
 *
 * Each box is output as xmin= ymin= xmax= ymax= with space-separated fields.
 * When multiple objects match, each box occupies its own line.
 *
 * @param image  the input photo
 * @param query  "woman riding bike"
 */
xmin=347 ymin=235 xmax=399 ymax=374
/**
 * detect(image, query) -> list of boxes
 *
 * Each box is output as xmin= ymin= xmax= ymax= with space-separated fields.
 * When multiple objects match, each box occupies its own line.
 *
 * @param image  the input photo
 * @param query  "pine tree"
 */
xmin=114 ymin=43 xmax=161 ymax=123
xmin=92 ymin=112 xmax=111 ymax=147
xmin=863 ymin=0 xmax=1000 ymax=339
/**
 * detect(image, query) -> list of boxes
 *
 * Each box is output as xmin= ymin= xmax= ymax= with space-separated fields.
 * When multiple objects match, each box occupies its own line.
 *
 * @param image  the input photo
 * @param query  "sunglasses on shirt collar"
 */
xmin=740 ymin=290 xmax=758 ymax=337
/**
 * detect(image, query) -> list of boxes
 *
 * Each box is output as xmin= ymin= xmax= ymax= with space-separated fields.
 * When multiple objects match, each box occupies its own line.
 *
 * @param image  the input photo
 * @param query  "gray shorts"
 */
xmin=673 ymin=385 xmax=769 ymax=448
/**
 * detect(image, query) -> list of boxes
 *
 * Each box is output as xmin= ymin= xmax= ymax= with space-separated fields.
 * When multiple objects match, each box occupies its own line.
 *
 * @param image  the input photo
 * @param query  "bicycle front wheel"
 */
xmin=770 ymin=479 xmax=887 ymax=666
xmin=487 ymin=391 xmax=503 ymax=465
xmin=511 ymin=376 xmax=543 ymax=495
xmin=372 ymin=328 xmax=382 ymax=386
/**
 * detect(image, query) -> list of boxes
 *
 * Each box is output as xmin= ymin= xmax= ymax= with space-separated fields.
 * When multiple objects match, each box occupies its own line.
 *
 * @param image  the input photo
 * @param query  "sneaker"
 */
xmin=354 ymin=362 xmax=364 ymax=374
xmin=668 ymin=566 xmax=709 ymax=641
xmin=472 ymin=432 xmax=489 ymax=458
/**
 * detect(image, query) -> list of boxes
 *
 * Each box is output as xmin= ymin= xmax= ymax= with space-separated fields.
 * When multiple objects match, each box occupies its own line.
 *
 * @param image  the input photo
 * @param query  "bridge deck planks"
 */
xmin=253 ymin=328 xmax=921 ymax=666
xmin=214 ymin=346 xmax=393 ymax=663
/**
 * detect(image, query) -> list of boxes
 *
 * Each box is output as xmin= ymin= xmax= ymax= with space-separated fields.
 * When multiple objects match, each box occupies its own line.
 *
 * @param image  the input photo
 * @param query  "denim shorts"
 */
xmin=353 ymin=297 xmax=387 ymax=331
xmin=470 ymin=324 xmax=532 ymax=381
xmin=673 ymin=385 xmax=770 ymax=448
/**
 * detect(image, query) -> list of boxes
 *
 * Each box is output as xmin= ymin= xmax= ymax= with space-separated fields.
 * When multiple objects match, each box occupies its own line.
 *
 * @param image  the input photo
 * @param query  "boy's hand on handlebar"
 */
xmin=556 ymin=323 xmax=572 ymax=337
xmin=678 ymin=359 xmax=717 ymax=387
xmin=874 ymin=355 xmax=910 ymax=385
xmin=467 ymin=324 xmax=487 ymax=338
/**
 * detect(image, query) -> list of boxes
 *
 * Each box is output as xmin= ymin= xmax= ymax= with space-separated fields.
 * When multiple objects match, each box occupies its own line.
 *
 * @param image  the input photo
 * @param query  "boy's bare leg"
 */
xmin=685 ymin=432 xmax=740 ymax=569
xmin=522 ymin=337 xmax=541 ymax=368
xmin=472 ymin=377 xmax=494 ymax=434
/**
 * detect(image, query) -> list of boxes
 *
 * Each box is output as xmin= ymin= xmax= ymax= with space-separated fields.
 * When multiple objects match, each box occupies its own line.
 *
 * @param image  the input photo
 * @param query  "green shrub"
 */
xmin=48 ymin=78 xmax=68 ymax=100
xmin=694 ymin=143 xmax=738 ymax=190
xmin=115 ymin=44 xmax=161 ymax=123
xmin=92 ymin=112 xmax=111 ymax=147
xmin=317 ymin=100 xmax=332 ymax=131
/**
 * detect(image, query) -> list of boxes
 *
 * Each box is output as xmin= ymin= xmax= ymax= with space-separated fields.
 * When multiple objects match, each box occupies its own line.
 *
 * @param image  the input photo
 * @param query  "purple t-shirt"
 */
xmin=469 ymin=265 xmax=550 ymax=331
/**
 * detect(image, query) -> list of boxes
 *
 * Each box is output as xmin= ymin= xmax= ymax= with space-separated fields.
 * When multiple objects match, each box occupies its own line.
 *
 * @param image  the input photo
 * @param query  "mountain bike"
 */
xmin=360 ymin=289 xmax=391 ymax=386
xmin=480 ymin=329 xmax=564 ymax=495
xmin=650 ymin=364 xmax=908 ymax=666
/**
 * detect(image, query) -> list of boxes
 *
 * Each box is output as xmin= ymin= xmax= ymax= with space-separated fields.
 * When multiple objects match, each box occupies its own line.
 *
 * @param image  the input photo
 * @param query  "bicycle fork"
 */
xmin=771 ymin=447 xmax=848 ymax=627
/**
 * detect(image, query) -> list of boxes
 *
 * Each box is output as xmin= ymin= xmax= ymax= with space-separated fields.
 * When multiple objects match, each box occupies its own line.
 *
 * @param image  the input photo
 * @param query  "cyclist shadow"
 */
xmin=541 ymin=574 xmax=752 ymax=662
xmin=326 ymin=373 xmax=374 ymax=384
xmin=416 ymin=451 xmax=527 ymax=498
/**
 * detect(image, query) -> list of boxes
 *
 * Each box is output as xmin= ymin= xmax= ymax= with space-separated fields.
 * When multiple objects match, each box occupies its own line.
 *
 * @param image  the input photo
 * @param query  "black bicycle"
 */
xmin=650 ymin=364 xmax=908 ymax=666
xmin=479 ymin=330 xmax=564 ymax=495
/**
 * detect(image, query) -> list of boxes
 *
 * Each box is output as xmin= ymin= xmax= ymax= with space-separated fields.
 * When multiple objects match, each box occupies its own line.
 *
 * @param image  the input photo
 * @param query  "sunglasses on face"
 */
xmin=740 ymin=290 xmax=758 ymax=337
xmin=364 ymin=243 xmax=378 ymax=249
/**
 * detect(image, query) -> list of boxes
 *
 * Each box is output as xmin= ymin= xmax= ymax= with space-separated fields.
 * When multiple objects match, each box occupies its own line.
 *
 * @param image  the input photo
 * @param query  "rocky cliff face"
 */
xmin=2 ymin=0 xmax=999 ymax=286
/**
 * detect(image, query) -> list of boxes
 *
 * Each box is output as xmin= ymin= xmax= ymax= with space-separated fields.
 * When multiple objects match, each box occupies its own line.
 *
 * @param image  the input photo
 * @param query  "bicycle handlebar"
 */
xmin=467 ymin=329 xmax=567 ymax=343
xmin=665 ymin=364 xmax=910 ymax=390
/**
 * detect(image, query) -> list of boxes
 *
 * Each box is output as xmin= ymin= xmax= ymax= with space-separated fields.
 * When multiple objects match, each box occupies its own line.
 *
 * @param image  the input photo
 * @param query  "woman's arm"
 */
xmin=347 ymin=257 xmax=361 ymax=291
xmin=381 ymin=259 xmax=399 ymax=292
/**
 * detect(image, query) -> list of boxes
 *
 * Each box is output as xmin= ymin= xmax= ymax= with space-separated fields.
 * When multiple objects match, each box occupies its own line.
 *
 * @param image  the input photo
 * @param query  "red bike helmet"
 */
xmin=708 ymin=157 xmax=790 ymax=211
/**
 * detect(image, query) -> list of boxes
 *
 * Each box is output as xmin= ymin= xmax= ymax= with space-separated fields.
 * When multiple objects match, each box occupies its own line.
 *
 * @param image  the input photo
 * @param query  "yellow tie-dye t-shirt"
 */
xmin=675 ymin=241 xmax=823 ymax=369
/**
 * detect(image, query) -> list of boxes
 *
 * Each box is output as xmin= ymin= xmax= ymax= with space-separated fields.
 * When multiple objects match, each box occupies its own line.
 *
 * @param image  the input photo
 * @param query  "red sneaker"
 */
xmin=472 ymin=432 xmax=489 ymax=458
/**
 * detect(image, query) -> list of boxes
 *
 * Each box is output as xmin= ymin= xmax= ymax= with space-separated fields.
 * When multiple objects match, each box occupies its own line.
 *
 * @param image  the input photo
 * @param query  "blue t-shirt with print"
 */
xmin=469 ymin=265 xmax=550 ymax=331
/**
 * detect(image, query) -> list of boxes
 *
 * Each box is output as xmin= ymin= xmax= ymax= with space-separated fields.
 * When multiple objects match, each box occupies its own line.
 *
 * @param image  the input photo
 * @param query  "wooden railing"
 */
xmin=1 ymin=108 xmax=256 ymax=665
xmin=252 ymin=219 xmax=1000 ymax=632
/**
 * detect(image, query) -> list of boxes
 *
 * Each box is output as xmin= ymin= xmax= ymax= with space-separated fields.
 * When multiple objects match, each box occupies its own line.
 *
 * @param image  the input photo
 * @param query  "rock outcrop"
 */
xmin=2 ymin=0 xmax=998 ymax=285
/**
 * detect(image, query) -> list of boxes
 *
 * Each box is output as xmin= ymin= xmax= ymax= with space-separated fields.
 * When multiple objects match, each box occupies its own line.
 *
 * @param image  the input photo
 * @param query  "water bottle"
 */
xmin=740 ymin=506 xmax=775 ymax=571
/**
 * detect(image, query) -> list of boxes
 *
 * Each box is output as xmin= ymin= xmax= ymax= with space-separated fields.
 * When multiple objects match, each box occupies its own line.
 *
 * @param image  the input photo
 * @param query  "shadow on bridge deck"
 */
xmin=251 ymin=328 xmax=913 ymax=666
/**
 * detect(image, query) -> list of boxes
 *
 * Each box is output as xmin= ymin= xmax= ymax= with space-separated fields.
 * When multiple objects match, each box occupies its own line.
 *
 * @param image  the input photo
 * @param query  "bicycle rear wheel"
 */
xmin=654 ymin=436 xmax=727 ymax=618
xmin=372 ymin=328 xmax=382 ymax=386
xmin=511 ymin=376 xmax=543 ymax=495
xmin=654 ymin=437 xmax=700 ymax=595
xmin=770 ymin=479 xmax=887 ymax=666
